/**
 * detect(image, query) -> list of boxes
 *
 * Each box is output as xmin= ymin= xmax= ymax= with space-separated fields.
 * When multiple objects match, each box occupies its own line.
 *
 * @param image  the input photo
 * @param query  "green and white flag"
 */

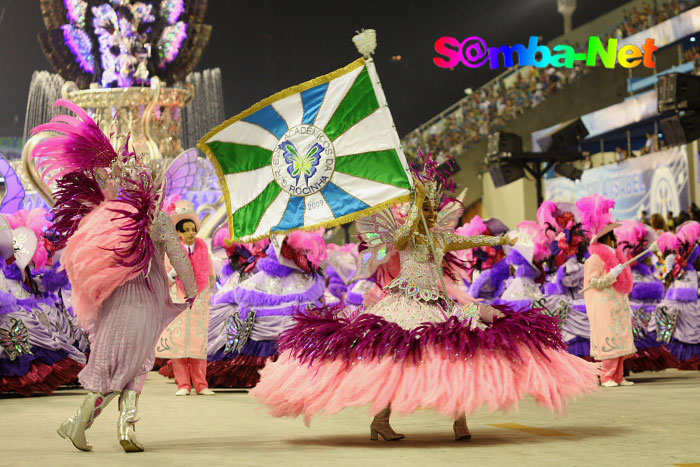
xmin=199 ymin=57 xmax=413 ymax=243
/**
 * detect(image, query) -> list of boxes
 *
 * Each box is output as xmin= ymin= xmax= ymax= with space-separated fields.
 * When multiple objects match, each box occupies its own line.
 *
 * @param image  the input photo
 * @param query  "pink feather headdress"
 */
xmin=614 ymin=220 xmax=649 ymax=260
xmin=32 ymin=100 xmax=163 ymax=272
xmin=657 ymin=232 xmax=679 ymax=255
xmin=31 ymin=99 xmax=129 ymax=184
xmin=677 ymin=221 xmax=700 ymax=247
xmin=286 ymin=229 xmax=328 ymax=269
xmin=576 ymin=194 xmax=616 ymax=240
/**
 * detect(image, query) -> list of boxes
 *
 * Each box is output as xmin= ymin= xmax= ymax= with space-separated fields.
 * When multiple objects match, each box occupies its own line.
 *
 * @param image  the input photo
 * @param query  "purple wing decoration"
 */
xmin=0 ymin=154 xmax=26 ymax=214
xmin=164 ymin=148 xmax=199 ymax=199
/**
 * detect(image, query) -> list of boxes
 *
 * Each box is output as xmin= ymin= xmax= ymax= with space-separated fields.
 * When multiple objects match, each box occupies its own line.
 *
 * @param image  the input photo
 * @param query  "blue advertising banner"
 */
xmin=544 ymin=147 xmax=690 ymax=219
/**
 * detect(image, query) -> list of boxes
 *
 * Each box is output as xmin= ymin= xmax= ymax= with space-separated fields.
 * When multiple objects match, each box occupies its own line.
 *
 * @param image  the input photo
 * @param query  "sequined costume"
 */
xmin=0 ymin=210 xmax=87 ymax=395
xmin=205 ymin=239 xmax=326 ymax=388
xmin=251 ymin=191 xmax=600 ymax=424
xmin=0 ymin=257 xmax=86 ymax=395
xmin=615 ymin=221 xmax=678 ymax=373
xmin=656 ymin=224 xmax=700 ymax=369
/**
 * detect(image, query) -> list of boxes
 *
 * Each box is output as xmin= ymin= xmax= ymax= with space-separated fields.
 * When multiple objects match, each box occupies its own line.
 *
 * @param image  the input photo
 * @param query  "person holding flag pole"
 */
xmin=202 ymin=30 xmax=600 ymax=441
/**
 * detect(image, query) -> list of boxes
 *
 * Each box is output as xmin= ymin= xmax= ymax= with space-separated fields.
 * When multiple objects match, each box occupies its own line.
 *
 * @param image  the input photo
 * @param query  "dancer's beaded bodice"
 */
xmin=386 ymin=232 xmax=504 ymax=302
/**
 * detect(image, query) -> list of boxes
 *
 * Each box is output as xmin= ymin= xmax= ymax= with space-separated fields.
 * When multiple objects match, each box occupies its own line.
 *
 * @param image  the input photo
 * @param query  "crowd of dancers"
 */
xmin=1 ymin=101 xmax=699 ymax=452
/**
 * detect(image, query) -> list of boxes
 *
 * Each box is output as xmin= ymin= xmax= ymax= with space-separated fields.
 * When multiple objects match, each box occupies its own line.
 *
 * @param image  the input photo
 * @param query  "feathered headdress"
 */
xmin=31 ymin=99 xmax=164 ymax=270
xmin=535 ymin=201 xmax=585 ymax=268
xmin=576 ymin=194 xmax=617 ymax=243
xmin=31 ymin=99 xmax=124 ymax=184
xmin=409 ymin=148 xmax=456 ymax=208
xmin=659 ymin=222 xmax=700 ymax=279
xmin=615 ymin=220 xmax=654 ymax=262
xmin=657 ymin=232 xmax=679 ymax=255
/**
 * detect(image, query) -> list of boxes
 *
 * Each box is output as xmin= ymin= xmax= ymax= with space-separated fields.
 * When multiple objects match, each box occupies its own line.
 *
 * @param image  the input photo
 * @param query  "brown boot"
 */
xmin=453 ymin=415 xmax=472 ymax=441
xmin=370 ymin=407 xmax=405 ymax=441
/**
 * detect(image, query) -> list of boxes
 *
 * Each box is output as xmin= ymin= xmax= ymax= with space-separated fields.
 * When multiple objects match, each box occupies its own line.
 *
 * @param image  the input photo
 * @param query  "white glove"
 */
xmin=609 ymin=264 xmax=625 ymax=279
xmin=168 ymin=269 xmax=178 ymax=282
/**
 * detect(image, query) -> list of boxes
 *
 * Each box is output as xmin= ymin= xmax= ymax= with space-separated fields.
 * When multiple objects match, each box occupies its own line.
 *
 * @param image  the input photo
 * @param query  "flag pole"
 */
xmin=356 ymin=29 xmax=413 ymax=189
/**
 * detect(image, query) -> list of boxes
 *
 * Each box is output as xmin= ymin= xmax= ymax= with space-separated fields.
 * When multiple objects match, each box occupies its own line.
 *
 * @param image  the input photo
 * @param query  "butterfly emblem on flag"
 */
xmin=279 ymin=141 xmax=325 ymax=186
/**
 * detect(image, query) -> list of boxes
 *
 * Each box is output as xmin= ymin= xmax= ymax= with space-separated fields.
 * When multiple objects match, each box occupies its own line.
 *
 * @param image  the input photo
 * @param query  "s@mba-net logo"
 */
xmin=433 ymin=36 xmax=659 ymax=69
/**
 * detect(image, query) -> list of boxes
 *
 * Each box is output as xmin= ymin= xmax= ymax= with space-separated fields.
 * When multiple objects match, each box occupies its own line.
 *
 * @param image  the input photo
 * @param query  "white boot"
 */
xmin=118 ymin=390 xmax=145 ymax=452
xmin=57 ymin=392 xmax=118 ymax=451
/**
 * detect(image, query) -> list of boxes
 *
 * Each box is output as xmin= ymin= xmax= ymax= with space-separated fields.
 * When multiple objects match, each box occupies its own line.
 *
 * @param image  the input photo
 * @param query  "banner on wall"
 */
xmin=544 ymin=146 xmax=690 ymax=219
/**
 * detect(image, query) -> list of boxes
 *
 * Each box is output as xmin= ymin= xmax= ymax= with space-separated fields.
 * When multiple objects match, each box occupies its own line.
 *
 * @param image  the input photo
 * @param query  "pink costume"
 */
xmin=157 ymin=236 xmax=213 ymax=393
xmin=578 ymin=195 xmax=636 ymax=385
xmin=583 ymin=243 xmax=636 ymax=381
xmin=252 ymin=184 xmax=600 ymax=426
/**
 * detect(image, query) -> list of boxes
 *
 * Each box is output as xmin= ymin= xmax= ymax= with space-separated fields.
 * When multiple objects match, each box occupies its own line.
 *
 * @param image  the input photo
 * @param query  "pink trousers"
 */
xmin=600 ymin=357 xmax=625 ymax=384
xmin=171 ymin=358 xmax=208 ymax=392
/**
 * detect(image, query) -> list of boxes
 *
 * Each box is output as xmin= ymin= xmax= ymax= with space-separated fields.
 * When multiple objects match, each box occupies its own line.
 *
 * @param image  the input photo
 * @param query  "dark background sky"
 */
xmin=0 ymin=0 xmax=629 ymax=137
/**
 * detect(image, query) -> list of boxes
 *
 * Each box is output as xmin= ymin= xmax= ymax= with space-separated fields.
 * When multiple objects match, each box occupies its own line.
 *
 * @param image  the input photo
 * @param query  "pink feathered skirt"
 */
xmin=250 ymin=301 xmax=600 ymax=425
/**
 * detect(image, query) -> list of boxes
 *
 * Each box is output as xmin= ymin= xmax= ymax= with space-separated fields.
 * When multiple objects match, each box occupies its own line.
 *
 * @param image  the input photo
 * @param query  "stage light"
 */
xmin=691 ymin=37 xmax=696 ymax=42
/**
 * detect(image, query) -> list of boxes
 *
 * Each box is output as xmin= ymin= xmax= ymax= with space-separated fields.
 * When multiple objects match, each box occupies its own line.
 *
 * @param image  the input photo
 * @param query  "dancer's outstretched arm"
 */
xmin=444 ymin=232 xmax=513 ymax=252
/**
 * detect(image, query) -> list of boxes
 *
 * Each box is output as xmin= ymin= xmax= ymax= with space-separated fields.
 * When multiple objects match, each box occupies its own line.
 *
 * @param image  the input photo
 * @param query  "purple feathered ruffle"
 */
xmin=211 ymin=290 xmax=237 ymax=306
xmin=257 ymin=248 xmax=297 ymax=277
xmin=0 ymin=291 xmax=18 ymax=315
xmin=665 ymin=288 xmax=698 ymax=302
xmin=506 ymin=250 xmax=539 ymax=279
xmin=631 ymin=281 xmax=665 ymax=301
xmin=278 ymin=305 xmax=566 ymax=366
xmin=234 ymin=276 xmax=324 ymax=308
xmin=469 ymin=261 xmax=509 ymax=299
xmin=38 ymin=266 xmax=70 ymax=293
xmin=0 ymin=347 xmax=70 ymax=378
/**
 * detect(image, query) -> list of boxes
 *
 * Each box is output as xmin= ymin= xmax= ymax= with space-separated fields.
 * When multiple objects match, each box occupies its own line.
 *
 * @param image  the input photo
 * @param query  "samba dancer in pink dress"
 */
xmin=252 ymin=154 xmax=600 ymax=441
xmin=30 ymin=100 xmax=197 ymax=452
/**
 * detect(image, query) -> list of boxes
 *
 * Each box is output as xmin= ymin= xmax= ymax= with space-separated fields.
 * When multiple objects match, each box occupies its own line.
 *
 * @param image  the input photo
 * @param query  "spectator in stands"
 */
xmin=640 ymin=210 xmax=650 ymax=225
xmin=641 ymin=132 xmax=660 ymax=155
xmin=651 ymin=213 xmax=668 ymax=233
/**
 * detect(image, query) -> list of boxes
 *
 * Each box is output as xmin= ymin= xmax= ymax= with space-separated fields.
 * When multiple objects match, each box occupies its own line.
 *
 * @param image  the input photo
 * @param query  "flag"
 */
xmin=198 ymin=58 xmax=413 ymax=243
